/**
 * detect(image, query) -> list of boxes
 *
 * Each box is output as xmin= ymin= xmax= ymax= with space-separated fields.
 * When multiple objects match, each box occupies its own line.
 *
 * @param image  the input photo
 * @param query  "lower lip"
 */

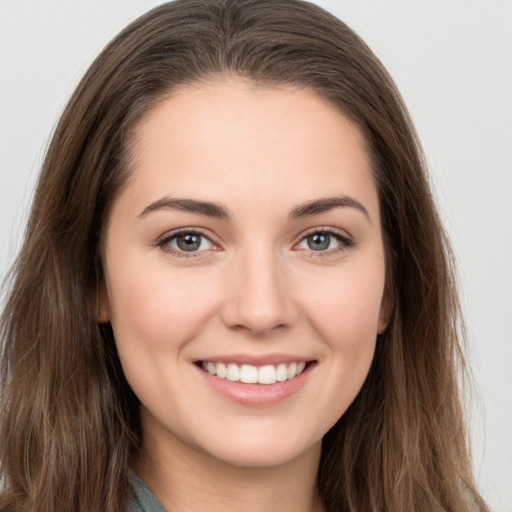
xmin=195 ymin=363 xmax=315 ymax=406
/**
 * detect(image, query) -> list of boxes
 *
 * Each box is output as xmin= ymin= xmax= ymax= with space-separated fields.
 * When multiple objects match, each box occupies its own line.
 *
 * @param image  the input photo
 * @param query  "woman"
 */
xmin=0 ymin=0 xmax=489 ymax=511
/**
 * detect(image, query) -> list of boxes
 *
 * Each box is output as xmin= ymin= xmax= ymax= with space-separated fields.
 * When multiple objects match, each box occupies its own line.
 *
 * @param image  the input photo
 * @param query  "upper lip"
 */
xmin=195 ymin=353 xmax=315 ymax=366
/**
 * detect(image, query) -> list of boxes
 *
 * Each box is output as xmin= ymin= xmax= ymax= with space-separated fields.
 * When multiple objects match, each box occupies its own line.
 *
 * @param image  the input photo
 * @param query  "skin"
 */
xmin=100 ymin=79 xmax=390 ymax=512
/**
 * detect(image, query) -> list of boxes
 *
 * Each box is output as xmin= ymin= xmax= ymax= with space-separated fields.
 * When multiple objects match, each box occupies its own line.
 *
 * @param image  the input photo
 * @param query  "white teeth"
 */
xmin=240 ymin=364 xmax=258 ymax=383
xmin=226 ymin=363 xmax=240 ymax=381
xmin=258 ymin=365 xmax=276 ymax=384
xmin=276 ymin=363 xmax=288 ymax=382
xmin=216 ymin=362 xmax=227 ymax=379
xmin=287 ymin=362 xmax=297 ymax=379
xmin=201 ymin=361 xmax=309 ymax=384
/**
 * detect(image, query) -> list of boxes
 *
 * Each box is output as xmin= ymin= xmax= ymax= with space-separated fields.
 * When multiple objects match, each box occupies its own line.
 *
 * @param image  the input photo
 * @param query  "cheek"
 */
xmin=296 ymin=259 xmax=384 ymax=411
xmin=106 ymin=255 xmax=223 ymax=351
xmin=105 ymin=258 xmax=226 ymax=412
xmin=297 ymin=262 xmax=386 ymax=349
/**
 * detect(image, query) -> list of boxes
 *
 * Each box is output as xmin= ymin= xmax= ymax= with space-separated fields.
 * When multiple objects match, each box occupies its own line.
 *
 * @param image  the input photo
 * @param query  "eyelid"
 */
xmin=293 ymin=226 xmax=355 ymax=255
xmin=156 ymin=227 xmax=220 ymax=257
xmin=155 ymin=226 xmax=354 ymax=258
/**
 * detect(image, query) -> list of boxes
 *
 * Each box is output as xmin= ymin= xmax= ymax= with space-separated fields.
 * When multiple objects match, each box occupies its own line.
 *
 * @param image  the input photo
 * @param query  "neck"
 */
xmin=132 ymin=425 xmax=325 ymax=512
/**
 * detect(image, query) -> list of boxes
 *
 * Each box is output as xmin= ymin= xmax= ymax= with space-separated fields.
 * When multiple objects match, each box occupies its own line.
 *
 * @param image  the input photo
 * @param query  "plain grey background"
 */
xmin=1 ymin=1 xmax=511 ymax=510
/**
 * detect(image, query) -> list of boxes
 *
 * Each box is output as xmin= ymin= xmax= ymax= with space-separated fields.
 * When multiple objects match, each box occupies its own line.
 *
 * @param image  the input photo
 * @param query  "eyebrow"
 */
xmin=138 ymin=197 xmax=231 ymax=219
xmin=138 ymin=195 xmax=370 ymax=222
xmin=289 ymin=196 xmax=370 ymax=221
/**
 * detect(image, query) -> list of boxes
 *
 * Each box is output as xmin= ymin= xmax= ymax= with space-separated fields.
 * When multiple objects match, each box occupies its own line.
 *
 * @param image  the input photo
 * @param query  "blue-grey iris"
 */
xmin=307 ymin=233 xmax=330 ymax=251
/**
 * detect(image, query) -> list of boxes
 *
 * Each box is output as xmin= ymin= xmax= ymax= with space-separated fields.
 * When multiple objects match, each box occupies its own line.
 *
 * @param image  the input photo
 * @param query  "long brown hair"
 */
xmin=0 ymin=1 xmax=488 ymax=510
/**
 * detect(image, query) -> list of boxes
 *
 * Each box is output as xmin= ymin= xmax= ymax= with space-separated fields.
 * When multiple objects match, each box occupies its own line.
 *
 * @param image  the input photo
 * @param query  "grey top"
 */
xmin=128 ymin=473 xmax=167 ymax=512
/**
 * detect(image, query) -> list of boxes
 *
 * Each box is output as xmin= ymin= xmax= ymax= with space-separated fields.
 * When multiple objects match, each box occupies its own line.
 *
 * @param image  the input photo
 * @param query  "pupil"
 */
xmin=177 ymin=234 xmax=201 ymax=251
xmin=308 ymin=233 xmax=330 ymax=251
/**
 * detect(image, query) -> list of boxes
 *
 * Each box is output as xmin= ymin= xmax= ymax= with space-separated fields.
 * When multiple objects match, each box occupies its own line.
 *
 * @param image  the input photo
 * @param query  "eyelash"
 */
xmin=156 ymin=227 xmax=354 ymax=258
xmin=157 ymin=228 xmax=216 ymax=258
xmin=294 ymin=227 xmax=354 ymax=258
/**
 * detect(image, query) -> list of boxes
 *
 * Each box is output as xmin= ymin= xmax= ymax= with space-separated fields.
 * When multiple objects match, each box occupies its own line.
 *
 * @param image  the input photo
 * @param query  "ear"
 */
xmin=97 ymin=279 xmax=111 ymax=324
xmin=377 ymin=284 xmax=394 ymax=334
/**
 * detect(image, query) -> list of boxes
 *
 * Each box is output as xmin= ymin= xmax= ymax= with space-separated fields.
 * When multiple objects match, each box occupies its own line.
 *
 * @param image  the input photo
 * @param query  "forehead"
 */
xmin=119 ymin=79 xmax=378 ymax=219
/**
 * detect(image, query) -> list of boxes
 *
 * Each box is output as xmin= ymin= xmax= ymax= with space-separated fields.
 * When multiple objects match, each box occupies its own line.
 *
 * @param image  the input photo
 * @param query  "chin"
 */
xmin=207 ymin=443 xmax=317 ymax=469
xmin=190 ymin=421 xmax=323 ymax=469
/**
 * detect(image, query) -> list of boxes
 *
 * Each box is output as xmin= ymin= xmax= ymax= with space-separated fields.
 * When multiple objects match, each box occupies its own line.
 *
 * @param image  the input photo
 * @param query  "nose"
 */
xmin=220 ymin=247 xmax=298 ymax=337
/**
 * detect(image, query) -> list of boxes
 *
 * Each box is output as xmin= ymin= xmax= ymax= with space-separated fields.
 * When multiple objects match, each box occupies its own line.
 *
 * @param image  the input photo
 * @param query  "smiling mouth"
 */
xmin=199 ymin=361 xmax=312 ymax=385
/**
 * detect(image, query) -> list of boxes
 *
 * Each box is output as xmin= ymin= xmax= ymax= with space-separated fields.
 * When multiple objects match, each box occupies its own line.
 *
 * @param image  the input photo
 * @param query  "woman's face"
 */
xmin=101 ymin=80 xmax=389 ymax=468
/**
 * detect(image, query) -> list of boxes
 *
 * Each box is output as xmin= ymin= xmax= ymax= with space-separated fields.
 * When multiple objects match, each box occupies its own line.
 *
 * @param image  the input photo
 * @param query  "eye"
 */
xmin=296 ymin=229 xmax=353 ymax=253
xmin=159 ymin=230 xmax=215 ymax=255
